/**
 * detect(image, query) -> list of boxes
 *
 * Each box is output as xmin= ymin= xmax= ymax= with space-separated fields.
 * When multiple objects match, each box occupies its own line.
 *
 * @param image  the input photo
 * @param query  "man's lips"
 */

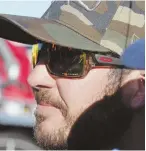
xmin=39 ymin=102 xmax=53 ymax=107
xmin=39 ymin=102 xmax=60 ymax=109
xmin=37 ymin=101 xmax=67 ymax=118
xmin=36 ymin=102 xmax=59 ymax=119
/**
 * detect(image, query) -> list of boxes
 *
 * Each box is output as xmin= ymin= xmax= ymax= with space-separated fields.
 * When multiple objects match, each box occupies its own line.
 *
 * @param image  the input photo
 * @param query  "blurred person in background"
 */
xmin=0 ymin=0 xmax=145 ymax=150
xmin=121 ymin=38 xmax=145 ymax=109
xmin=117 ymin=38 xmax=145 ymax=150
xmin=121 ymin=39 xmax=145 ymax=71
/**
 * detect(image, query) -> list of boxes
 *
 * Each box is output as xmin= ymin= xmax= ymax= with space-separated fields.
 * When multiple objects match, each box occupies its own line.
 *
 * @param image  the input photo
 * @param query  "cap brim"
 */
xmin=0 ymin=14 xmax=109 ymax=52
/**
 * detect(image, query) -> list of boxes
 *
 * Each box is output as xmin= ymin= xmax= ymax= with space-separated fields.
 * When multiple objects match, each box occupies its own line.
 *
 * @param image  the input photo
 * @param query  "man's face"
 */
xmin=28 ymin=58 xmax=121 ymax=149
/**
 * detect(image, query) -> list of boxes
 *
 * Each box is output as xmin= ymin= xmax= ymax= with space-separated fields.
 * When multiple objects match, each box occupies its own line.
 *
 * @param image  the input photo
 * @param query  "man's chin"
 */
xmin=34 ymin=121 xmax=68 ymax=150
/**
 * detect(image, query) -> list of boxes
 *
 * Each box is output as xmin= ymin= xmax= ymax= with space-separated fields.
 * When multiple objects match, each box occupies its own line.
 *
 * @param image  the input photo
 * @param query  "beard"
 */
xmin=33 ymin=88 xmax=77 ymax=150
xmin=34 ymin=111 xmax=77 ymax=150
xmin=33 ymin=88 xmax=133 ymax=150
xmin=67 ymin=89 xmax=133 ymax=150
xmin=34 ymin=119 xmax=68 ymax=150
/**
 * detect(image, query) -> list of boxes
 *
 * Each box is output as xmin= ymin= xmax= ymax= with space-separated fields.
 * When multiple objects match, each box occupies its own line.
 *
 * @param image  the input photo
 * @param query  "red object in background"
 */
xmin=0 ymin=40 xmax=34 ymax=104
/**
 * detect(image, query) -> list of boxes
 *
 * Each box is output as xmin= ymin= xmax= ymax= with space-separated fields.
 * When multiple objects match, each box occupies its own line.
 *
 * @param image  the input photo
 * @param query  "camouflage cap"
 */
xmin=0 ymin=1 xmax=145 ymax=55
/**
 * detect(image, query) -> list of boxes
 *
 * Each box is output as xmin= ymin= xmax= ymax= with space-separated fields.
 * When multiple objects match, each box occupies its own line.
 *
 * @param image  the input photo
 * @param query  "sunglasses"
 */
xmin=32 ymin=43 xmax=124 ymax=78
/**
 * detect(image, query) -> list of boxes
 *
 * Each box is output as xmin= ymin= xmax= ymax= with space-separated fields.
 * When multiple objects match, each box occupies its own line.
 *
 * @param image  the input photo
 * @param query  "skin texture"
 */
xmin=28 ymin=58 xmax=144 ymax=149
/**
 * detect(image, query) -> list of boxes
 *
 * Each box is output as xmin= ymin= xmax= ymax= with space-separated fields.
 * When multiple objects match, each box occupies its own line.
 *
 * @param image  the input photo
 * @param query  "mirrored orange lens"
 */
xmin=32 ymin=44 xmax=39 ymax=67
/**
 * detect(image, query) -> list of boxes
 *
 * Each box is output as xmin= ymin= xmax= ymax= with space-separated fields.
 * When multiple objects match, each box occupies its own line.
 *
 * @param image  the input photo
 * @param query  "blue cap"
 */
xmin=121 ymin=39 xmax=145 ymax=70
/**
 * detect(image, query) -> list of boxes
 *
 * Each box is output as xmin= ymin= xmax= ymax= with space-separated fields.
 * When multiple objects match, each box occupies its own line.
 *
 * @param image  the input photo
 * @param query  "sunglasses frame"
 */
xmin=32 ymin=43 xmax=125 ymax=78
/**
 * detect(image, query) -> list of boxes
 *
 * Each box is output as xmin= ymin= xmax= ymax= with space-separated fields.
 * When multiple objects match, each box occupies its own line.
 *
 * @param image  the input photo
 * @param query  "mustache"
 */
xmin=34 ymin=88 xmax=68 ymax=117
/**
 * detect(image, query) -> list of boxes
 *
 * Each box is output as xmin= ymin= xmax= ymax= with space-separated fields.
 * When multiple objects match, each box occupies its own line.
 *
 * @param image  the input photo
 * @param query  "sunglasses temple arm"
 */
xmin=94 ymin=54 xmax=128 ymax=68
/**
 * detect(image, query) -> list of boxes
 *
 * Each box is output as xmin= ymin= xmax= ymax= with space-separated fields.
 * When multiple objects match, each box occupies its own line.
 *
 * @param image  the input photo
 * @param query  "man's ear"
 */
xmin=121 ymin=70 xmax=145 ymax=109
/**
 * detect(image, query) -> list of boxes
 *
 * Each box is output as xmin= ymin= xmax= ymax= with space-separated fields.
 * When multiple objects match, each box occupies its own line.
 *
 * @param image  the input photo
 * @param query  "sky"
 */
xmin=0 ymin=0 xmax=52 ymax=17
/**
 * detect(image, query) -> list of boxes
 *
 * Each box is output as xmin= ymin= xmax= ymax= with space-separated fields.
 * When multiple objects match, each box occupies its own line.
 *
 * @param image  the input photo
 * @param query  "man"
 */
xmin=0 ymin=0 xmax=145 ymax=150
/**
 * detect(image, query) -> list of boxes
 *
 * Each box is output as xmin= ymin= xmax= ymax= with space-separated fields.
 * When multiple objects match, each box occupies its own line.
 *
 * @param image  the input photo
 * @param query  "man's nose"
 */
xmin=27 ymin=64 xmax=56 ymax=88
